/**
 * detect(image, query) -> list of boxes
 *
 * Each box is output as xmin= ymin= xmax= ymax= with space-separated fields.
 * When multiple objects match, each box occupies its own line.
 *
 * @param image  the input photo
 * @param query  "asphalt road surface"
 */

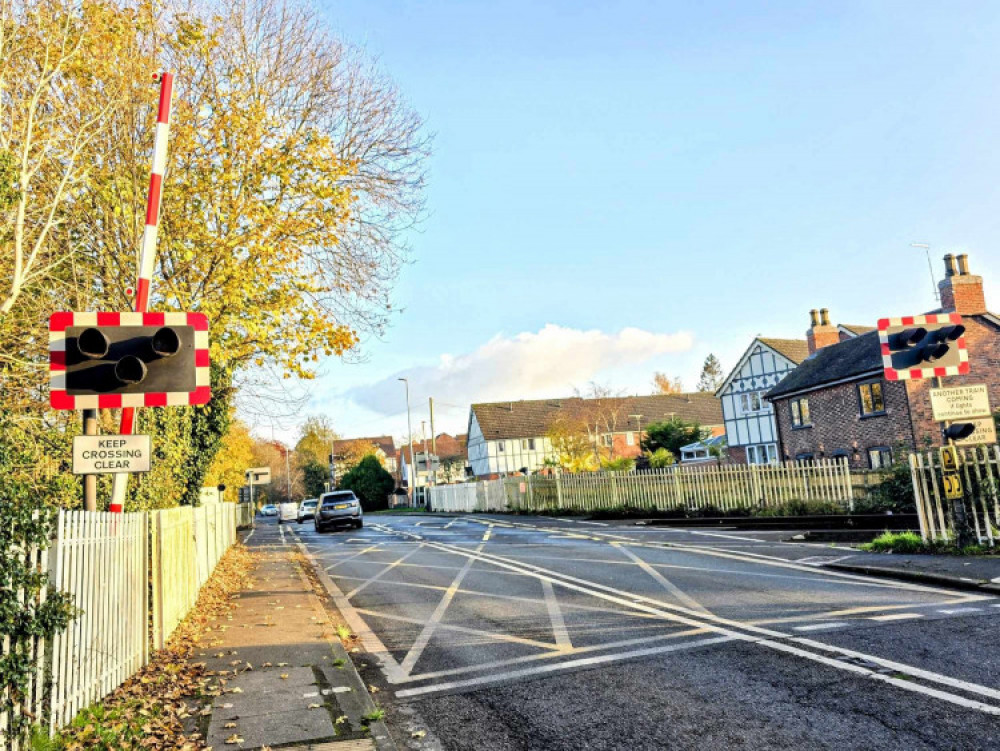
xmin=279 ymin=513 xmax=1000 ymax=750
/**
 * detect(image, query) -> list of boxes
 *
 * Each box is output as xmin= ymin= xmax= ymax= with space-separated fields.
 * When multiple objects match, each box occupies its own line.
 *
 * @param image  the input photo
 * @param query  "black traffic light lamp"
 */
xmin=64 ymin=324 xmax=195 ymax=395
xmin=880 ymin=317 xmax=969 ymax=377
xmin=943 ymin=423 xmax=976 ymax=441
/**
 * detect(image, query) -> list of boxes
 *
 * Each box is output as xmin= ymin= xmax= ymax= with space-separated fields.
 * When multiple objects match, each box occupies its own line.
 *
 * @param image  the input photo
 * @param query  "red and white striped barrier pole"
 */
xmin=110 ymin=72 xmax=174 ymax=513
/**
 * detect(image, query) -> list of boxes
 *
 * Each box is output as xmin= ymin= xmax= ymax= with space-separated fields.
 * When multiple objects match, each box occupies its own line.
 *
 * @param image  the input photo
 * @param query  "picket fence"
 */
xmin=909 ymin=444 xmax=1000 ymax=545
xmin=0 ymin=503 xmax=240 ymax=749
xmin=428 ymin=458 xmax=855 ymax=514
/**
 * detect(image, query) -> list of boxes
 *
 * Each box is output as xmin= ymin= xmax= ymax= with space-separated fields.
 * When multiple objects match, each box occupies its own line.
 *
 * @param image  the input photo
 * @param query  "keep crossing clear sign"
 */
xmin=73 ymin=435 xmax=151 ymax=475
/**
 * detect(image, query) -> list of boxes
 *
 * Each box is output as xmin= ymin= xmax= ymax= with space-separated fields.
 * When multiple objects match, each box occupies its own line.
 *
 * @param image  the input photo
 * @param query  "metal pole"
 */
xmin=82 ymin=409 xmax=98 ymax=511
xmin=422 ymin=420 xmax=432 ymax=495
xmin=285 ymin=446 xmax=291 ymax=503
xmin=329 ymin=440 xmax=337 ymax=490
xmin=399 ymin=378 xmax=414 ymax=504
xmin=429 ymin=398 xmax=437 ymax=486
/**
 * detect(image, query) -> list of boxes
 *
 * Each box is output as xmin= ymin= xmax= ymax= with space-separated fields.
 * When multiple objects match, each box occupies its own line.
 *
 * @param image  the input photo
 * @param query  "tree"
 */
xmin=295 ymin=415 xmax=339 ymax=466
xmin=576 ymin=382 xmax=629 ymax=461
xmin=697 ymin=354 xmax=724 ymax=393
xmin=652 ymin=372 xmax=683 ymax=395
xmin=646 ymin=448 xmax=676 ymax=469
xmin=545 ymin=416 xmax=597 ymax=472
xmin=338 ymin=454 xmax=394 ymax=511
xmin=336 ymin=439 xmax=381 ymax=474
xmin=301 ymin=459 xmax=329 ymax=498
xmin=642 ymin=418 xmax=708 ymax=457
xmin=204 ymin=418 xmax=256 ymax=495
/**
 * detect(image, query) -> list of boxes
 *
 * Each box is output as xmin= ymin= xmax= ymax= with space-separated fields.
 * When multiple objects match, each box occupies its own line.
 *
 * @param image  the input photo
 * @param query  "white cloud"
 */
xmin=347 ymin=324 xmax=694 ymax=415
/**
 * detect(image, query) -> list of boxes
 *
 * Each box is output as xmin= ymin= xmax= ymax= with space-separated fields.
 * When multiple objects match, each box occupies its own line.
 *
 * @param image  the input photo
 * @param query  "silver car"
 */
xmin=314 ymin=490 xmax=363 ymax=532
xmin=297 ymin=498 xmax=319 ymax=523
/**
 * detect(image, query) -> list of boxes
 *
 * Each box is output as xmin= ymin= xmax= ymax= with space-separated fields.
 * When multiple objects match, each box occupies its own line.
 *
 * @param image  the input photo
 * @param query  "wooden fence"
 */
xmin=909 ymin=444 xmax=1000 ymax=545
xmin=428 ymin=458 xmax=855 ymax=514
xmin=1 ymin=504 xmax=239 ymax=749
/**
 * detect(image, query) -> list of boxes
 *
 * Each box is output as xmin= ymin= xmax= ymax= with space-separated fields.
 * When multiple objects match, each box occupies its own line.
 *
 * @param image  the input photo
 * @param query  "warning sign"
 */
xmin=942 ymin=473 xmax=963 ymax=500
xmin=73 ymin=435 xmax=151 ymax=475
xmin=954 ymin=416 xmax=998 ymax=447
xmin=929 ymin=384 xmax=991 ymax=422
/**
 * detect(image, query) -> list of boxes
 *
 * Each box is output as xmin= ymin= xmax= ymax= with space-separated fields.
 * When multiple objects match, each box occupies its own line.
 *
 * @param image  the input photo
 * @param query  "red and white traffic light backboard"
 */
xmin=49 ymin=311 xmax=210 ymax=410
xmin=878 ymin=313 xmax=969 ymax=381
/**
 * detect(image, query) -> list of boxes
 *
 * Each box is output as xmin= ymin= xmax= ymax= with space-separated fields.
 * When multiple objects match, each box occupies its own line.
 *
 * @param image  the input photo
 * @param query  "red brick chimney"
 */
xmin=806 ymin=307 xmax=839 ymax=356
xmin=939 ymin=253 xmax=986 ymax=315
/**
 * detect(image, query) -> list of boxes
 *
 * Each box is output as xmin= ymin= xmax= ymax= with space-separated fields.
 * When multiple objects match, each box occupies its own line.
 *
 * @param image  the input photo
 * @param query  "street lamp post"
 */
xmin=399 ymin=378 xmax=415 ymax=504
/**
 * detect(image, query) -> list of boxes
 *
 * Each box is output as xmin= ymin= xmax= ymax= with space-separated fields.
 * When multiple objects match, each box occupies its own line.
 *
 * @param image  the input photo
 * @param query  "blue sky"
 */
xmin=277 ymin=0 xmax=1000 ymax=442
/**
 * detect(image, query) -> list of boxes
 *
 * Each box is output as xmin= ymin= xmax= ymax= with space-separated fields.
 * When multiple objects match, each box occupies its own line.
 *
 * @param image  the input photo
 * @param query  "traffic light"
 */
xmin=50 ymin=312 xmax=210 ymax=409
xmin=943 ymin=423 xmax=976 ymax=441
xmin=878 ymin=313 xmax=970 ymax=381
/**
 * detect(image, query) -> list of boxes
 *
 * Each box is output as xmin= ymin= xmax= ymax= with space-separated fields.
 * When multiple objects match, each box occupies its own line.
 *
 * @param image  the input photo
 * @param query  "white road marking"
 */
xmin=323 ymin=545 xmax=381 ymax=570
xmin=394 ymin=636 xmax=733 ymax=698
xmin=541 ymin=580 xmax=572 ymax=650
xmin=279 ymin=525 xmax=286 ymax=544
xmin=869 ymin=613 xmax=924 ymax=622
xmin=792 ymin=622 xmax=849 ymax=632
xmin=937 ymin=608 xmax=983 ymax=615
xmin=614 ymin=543 xmax=711 ymax=616
xmin=403 ymin=535 xmax=1000 ymax=713
xmin=346 ymin=545 xmax=426 ymax=599
xmin=399 ymin=544 xmax=485 ymax=676
xmin=400 ymin=628 xmax=711 ymax=684
xmin=295 ymin=542 xmax=406 ymax=683
xmin=577 ymin=520 xmax=609 ymax=526
xmin=354 ymin=608 xmax=560 ymax=650
xmin=243 ymin=528 xmax=256 ymax=544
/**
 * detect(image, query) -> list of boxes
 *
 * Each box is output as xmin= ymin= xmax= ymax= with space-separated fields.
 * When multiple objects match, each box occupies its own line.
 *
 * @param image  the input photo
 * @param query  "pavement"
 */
xmin=279 ymin=512 xmax=1000 ymax=751
xmin=193 ymin=522 xmax=394 ymax=751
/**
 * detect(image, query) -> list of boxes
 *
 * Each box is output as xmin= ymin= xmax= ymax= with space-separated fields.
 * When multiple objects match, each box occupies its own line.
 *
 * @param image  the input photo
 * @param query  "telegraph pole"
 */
xmin=399 ymin=378 xmax=414 ymax=503
xmin=429 ymin=397 xmax=437 ymax=486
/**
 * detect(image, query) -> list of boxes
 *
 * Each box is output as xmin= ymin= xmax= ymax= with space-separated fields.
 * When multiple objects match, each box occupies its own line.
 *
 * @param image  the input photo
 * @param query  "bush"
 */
xmin=863 ymin=531 xmax=931 ymax=554
xmin=337 ymin=455 xmax=395 ymax=511
xmin=601 ymin=457 xmax=635 ymax=472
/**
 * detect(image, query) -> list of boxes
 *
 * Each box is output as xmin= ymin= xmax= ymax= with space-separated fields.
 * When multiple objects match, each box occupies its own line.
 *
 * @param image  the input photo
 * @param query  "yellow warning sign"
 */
xmin=940 ymin=445 xmax=960 ymax=472
xmin=942 ymin=473 xmax=963 ymax=500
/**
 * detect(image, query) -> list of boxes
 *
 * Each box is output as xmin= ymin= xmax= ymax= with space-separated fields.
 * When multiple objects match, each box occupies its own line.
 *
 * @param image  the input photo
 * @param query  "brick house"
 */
xmin=767 ymin=254 xmax=999 ymax=469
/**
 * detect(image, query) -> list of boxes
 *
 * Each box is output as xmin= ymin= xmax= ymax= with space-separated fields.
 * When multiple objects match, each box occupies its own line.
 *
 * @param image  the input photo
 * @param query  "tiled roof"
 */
xmin=766 ymin=331 xmax=882 ymax=400
xmin=332 ymin=435 xmax=396 ymax=458
xmin=840 ymin=324 xmax=876 ymax=336
xmin=757 ymin=338 xmax=811 ymax=364
xmin=471 ymin=394 xmax=723 ymax=441
xmin=399 ymin=433 xmax=467 ymax=464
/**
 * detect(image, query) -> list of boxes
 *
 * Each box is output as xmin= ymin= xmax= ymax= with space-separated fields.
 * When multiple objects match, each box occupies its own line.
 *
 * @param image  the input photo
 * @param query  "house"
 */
xmin=466 ymin=394 xmax=724 ymax=477
xmin=679 ymin=434 xmax=728 ymax=464
xmin=715 ymin=337 xmax=810 ymax=464
xmin=716 ymin=322 xmax=873 ymax=464
xmin=331 ymin=435 xmax=398 ymax=476
xmin=398 ymin=433 xmax=469 ymax=488
xmin=767 ymin=254 xmax=999 ymax=469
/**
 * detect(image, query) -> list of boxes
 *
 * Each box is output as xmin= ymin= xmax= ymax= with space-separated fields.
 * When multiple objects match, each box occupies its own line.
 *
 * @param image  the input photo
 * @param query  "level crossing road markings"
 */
xmin=371 ymin=528 xmax=1000 ymax=713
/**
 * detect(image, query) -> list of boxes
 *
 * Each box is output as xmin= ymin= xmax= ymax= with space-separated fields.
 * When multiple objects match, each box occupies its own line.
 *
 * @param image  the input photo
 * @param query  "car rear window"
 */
xmin=321 ymin=492 xmax=356 ymax=505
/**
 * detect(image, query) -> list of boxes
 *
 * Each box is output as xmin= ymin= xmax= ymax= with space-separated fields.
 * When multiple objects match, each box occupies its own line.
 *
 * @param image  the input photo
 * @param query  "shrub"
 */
xmin=337 ymin=455 xmax=395 ymax=511
xmin=863 ymin=531 xmax=928 ymax=554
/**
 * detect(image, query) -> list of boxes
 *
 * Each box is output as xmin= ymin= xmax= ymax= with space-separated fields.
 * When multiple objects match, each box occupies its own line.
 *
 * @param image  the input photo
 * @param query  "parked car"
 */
xmin=260 ymin=504 xmax=278 ymax=517
xmin=297 ymin=498 xmax=319 ymax=523
xmin=277 ymin=502 xmax=298 ymax=524
xmin=314 ymin=490 xmax=363 ymax=533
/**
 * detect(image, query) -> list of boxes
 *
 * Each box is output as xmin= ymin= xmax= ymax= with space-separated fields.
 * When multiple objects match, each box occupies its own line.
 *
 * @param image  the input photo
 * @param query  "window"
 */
xmin=858 ymin=381 xmax=885 ymax=416
xmin=868 ymin=446 xmax=892 ymax=469
xmin=528 ymin=438 xmax=536 ymax=450
xmin=600 ymin=434 xmax=613 ymax=447
xmin=740 ymin=392 xmax=763 ymax=413
xmin=626 ymin=432 xmax=635 ymax=446
xmin=747 ymin=444 xmax=777 ymax=465
xmin=497 ymin=441 xmax=504 ymax=452
xmin=795 ymin=452 xmax=815 ymax=463
xmin=791 ymin=398 xmax=811 ymax=428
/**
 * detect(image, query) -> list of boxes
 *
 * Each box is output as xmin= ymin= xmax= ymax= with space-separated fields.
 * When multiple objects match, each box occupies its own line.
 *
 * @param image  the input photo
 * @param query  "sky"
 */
xmin=263 ymin=0 xmax=1000 ymax=444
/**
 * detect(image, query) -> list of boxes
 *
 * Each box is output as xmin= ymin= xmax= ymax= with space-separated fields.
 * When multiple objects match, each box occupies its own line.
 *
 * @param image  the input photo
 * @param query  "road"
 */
xmin=279 ymin=513 xmax=1000 ymax=750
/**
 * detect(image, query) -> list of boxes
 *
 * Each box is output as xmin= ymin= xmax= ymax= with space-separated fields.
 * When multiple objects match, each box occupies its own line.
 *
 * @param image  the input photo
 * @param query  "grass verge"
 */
xmin=862 ymin=530 xmax=998 ymax=556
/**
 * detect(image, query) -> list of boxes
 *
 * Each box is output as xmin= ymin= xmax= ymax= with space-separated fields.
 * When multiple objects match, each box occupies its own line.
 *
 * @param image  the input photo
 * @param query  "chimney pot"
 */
xmin=820 ymin=308 xmax=830 ymax=326
xmin=809 ymin=309 xmax=819 ymax=327
xmin=956 ymin=253 xmax=970 ymax=275
xmin=943 ymin=253 xmax=958 ymax=277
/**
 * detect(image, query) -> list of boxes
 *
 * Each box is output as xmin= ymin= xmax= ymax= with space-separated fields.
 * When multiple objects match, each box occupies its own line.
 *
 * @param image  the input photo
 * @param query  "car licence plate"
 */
xmin=334 ymin=503 xmax=349 ymax=509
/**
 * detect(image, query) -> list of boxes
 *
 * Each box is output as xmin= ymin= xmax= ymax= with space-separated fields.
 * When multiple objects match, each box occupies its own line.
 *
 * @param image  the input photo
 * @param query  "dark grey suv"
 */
xmin=314 ymin=490 xmax=364 ymax=532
